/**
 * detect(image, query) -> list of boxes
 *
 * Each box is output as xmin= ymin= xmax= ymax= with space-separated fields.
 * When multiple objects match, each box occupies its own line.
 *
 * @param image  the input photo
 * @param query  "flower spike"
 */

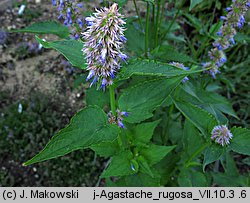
xmin=82 ymin=3 xmax=127 ymax=89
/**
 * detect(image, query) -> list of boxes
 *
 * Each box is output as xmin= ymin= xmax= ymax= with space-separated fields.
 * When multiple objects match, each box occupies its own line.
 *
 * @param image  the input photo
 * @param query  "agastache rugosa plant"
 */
xmin=12 ymin=0 xmax=250 ymax=187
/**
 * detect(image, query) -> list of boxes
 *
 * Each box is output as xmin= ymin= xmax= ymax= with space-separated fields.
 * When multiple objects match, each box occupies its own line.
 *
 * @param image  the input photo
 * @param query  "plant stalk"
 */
xmin=133 ymin=0 xmax=143 ymax=30
xmin=185 ymin=143 xmax=210 ymax=167
xmin=161 ymin=9 xmax=180 ymax=41
xmin=155 ymin=0 xmax=162 ymax=47
xmin=109 ymin=85 xmax=116 ymax=116
xmin=145 ymin=2 xmax=150 ymax=58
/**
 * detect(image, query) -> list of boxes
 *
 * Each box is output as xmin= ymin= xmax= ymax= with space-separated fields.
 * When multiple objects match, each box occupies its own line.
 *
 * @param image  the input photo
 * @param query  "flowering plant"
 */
xmin=11 ymin=0 xmax=250 ymax=186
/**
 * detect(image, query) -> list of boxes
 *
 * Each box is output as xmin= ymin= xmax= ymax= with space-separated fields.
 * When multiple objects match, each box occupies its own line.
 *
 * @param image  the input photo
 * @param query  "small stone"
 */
xmin=0 ymin=0 xmax=12 ymax=12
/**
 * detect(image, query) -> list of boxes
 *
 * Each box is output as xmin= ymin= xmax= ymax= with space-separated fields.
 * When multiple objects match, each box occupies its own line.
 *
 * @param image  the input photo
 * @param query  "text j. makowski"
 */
xmin=20 ymin=190 xmax=79 ymax=199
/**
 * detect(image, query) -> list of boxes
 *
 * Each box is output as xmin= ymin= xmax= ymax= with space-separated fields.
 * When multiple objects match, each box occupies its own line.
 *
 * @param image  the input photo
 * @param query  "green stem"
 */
xmin=109 ymin=85 xmax=124 ymax=149
xmin=133 ymin=0 xmax=143 ymax=30
xmin=228 ymin=45 xmax=242 ymax=61
xmin=152 ymin=3 xmax=155 ymax=48
xmin=160 ymin=9 xmax=180 ymax=41
xmin=155 ymin=0 xmax=162 ymax=47
xmin=109 ymin=85 xmax=116 ymax=115
xmin=159 ymin=0 xmax=165 ymax=31
xmin=145 ymin=2 xmax=150 ymax=58
xmin=185 ymin=143 xmax=210 ymax=167
xmin=162 ymin=104 xmax=174 ymax=145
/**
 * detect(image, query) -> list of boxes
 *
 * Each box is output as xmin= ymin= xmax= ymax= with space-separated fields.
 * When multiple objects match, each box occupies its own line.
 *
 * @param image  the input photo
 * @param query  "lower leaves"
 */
xmin=24 ymin=106 xmax=119 ymax=166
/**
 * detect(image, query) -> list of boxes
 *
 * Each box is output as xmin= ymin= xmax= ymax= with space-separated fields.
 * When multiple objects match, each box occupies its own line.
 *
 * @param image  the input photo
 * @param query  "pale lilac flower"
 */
xmin=82 ymin=3 xmax=127 ymax=89
xmin=211 ymin=125 xmax=233 ymax=146
xmin=203 ymin=0 xmax=250 ymax=78
xmin=169 ymin=62 xmax=189 ymax=83
xmin=107 ymin=109 xmax=128 ymax=128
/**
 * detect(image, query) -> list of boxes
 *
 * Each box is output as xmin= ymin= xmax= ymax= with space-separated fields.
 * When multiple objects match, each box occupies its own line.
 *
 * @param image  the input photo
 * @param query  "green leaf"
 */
xmin=166 ymin=33 xmax=186 ymax=43
xmin=209 ymin=21 xmax=223 ymax=38
xmin=118 ymin=59 xmax=202 ymax=81
xmin=211 ymin=152 xmax=248 ymax=186
xmin=178 ymin=83 xmax=238 ymax=123
xmin=154 ymin=153 xmax=180 ymax=185
xmin=212 ymin=173 xmax=248 ymax=187
xmin=113 ymin=171 xmax=161 ymax=186
xmin=173 ymin=100 xmax=217 ymax=136
xmin=203 ymin=144 xmax=224 ymax=171
xmin=119 ymin=77 xmax=183 ymax=123
xmin=168 ymin=120 xmax=183 ymax=146
xmin=24 ymin=106 xmax=119 ymax=166
xmin=125 ymin=21 xmax=145 ymax=55
xmin=181 ymin=120 xmax=204 ymax=164
xmin=125 ymin=172 xmax=161 ymax=186
xmin=140 ymin=144 xmax=176 ymax=166
xmin=230 ymin=127 xmax=250 ymax=156
xmin=235 ymin=33 xmax=250 ymax=43
xmin=132 ymin=120 xmax=161 ymax=145
xmin=151 ymin=45 xmax=194 ymax=63
xmin=10 ymin=21 xmax=69 ymax=38
xmin=183 ymin=13 xmax=202 ymax=31
xmin=137 ymin=156 xmax=154 ymax=178
xmin=101 ymin=151 xmax=136 ymax=177
xmin=224 ymin=152 xmax=239 ymax=176
xmin=86 ymin=87 xmax=110 ymax=108
xmin=189 ymin=0 xmax=204 ymax=11
xmin=35 ymin=36 xmax=86 ymax=69
xmin=90 ymin=140 xmax=120 ymax=158
xmin=242 ymin=157 xmax=250 ymax=166
xmin=178 ymin=169 xmax=208 ymax=186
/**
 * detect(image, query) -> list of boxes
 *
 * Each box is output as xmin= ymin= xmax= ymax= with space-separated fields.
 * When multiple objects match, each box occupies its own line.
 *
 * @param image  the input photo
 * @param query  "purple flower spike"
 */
xmin=82 ymin=3 xmax=127 ymax=89
xmin=202 ymin=0 xmax=249 ymax=78
xmin=211 ymin=125 xmax=233 ymax=146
